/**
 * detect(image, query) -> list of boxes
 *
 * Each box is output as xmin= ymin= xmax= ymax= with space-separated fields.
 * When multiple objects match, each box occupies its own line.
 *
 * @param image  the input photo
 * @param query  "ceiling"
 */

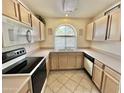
xmin=20 ymin=0 xmax=118 ymax=18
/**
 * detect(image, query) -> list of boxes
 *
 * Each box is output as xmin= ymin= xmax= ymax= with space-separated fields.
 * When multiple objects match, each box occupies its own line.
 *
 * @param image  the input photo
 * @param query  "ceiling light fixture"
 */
xmin=63 ymin=0 xmax=78 ymax=13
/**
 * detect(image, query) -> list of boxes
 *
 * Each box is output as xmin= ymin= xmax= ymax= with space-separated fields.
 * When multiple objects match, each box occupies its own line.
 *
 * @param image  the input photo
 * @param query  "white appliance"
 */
xmin=2 ymin=16 xmax=34 ymax=47
xmin=84 ymin=53 xmax=94 ymax=76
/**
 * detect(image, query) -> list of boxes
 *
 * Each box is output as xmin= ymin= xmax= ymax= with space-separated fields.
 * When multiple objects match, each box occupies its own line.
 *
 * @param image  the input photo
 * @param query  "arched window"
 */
xmin=55 ymin=25 xmax=76 ymax=49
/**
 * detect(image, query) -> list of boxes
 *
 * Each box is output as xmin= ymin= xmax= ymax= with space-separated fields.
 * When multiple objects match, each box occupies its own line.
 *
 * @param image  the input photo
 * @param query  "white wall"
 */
xmin=91 ymin=41 xmax=121 ymax=56
xmin=40 ymin=18 xmax=91 ymax=48
xmin=2 ymin=42 xmax=40 ymax=53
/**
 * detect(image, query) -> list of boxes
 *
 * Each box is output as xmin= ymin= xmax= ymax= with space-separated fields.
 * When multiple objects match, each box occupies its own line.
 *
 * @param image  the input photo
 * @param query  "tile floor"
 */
xmin=44 ymin=70 xmax=100 ymax=93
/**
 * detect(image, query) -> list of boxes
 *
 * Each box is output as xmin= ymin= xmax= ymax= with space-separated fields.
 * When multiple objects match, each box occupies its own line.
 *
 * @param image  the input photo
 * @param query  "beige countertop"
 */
xmin=2 ymin=76 xmax=30 ymax=93
xmin=28 ymin=48 xmax=121 ymax=74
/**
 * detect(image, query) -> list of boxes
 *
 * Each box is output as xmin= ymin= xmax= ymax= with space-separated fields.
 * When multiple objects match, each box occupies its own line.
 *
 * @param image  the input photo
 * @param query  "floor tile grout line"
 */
xmin=46 ymin=70 xmax=100 ymax=93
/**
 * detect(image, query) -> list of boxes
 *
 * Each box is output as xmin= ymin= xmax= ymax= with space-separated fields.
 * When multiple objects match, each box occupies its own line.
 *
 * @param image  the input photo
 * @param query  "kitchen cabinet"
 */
xmin=46 ymin=56 xmax=50 ymax=76
xmin=107 ymin=10 xmax=121 ymax=41
xmin=50 ymin=52 xmax=83 ymax=70
xmin=39 ymin=22 xmax=45 ymax=41
xmin=67 ymin=53 xmax=76 ymax=69
xmin=101 ymin=66 xmax=120 ymax=93
xmin=93 ymin=15 xmax=109 ymax=41
xmin=2 ymin=0 xmax=19 ymax=20
xmin=92 ymin=60 xmax=104 ymax=90
xmin=86 ymin=22 xmax=94 ymax=40
xmin=59 ymin=53 xmax=68 ymax=69
xmin=76 ymin=53 xmax=83 ymax=68
xmin=18 ymin=3 xmax=31 ymax=26
xmin=50 ymin=53 xmax=59 ymax=70
xmin=3 ymin=76 xmax=33 ymax=93
xmin=19 ymin=79 xmax=32 ymax=93
xmin=31 ymin=14 xmax=40 ymax=41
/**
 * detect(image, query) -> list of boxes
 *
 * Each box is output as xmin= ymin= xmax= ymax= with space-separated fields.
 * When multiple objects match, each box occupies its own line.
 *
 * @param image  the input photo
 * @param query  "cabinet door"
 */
xmin=101 ymin=67 xmax=120 ymax=93
xmin=107 ymin=10 xmax=121 ymax=40
xmin=2 ymin=0 xmax=19 ymax=20
xmin=67 ymin=53 xmax=76 ymax=69
xmin=31 ymin=14 xmax=40 ymax=41
xmin=76 ymin=53 xmax=83 ymax=69
xmin=94 ymin=16 xmax=108 ymax=41
xmin=59 ymin=53 xmax=68 ymax=69
xmin=18 ymin=4 xmax=31 ymax=26
xmin=46 ymin=56 xmax=49 ymax=76
xmin=86 ymin=22 xmax=94 ymax=40
xmin=50 ymin=53 xmax=59 ymax=70
xmin=92 ymin=64 xmax=103 ymax=90
xmin=19 ymin=79 xmax=32 ymax=93
xmin=39 ymin=22 xmax=45 ymax=41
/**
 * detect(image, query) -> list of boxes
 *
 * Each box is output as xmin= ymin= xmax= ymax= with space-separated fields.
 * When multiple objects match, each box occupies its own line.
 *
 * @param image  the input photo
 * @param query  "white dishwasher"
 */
xmin=84 ymin=53 xmax=94 ymax=77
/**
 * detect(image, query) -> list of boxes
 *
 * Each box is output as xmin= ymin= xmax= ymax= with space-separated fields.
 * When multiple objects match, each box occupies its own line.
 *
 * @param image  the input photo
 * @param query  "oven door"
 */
xmin=31 ymin=59 xmax=47 ymax=93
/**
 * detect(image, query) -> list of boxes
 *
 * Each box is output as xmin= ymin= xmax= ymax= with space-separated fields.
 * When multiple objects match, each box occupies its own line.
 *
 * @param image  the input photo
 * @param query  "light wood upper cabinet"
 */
xmin=93 ymin=15 xmax=109 ymax=41
xmin=39 ymin=22 xmax=45 ymax=41
xmin=50 ymin=53 xmax=59 ymax=70
xmin=2 ymin=0 xmax=19 ymax=20
xmin=18 ymin=3 xmax=31 ymax=26
xmin=107 ymin=10 xmax=121 ymax=41
xmin=101 ymin=66 xmax=120 ymax=93
xmin=86 ymin=22 xmax=94 ymax=40
xmin=92 ymin=60 xmax=104 ymax=90
xmin=31 ymin=14 xmax=40 ymax=41
xmin=67 ymin=53 xmax=76 ymax=69
xmin=59 ymin=53 xmax=68 ymax=69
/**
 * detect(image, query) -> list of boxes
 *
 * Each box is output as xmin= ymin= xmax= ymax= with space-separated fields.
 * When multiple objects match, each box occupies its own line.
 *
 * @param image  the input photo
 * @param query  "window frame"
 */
xmin=54 ymin=24 xmax=77 ymax=49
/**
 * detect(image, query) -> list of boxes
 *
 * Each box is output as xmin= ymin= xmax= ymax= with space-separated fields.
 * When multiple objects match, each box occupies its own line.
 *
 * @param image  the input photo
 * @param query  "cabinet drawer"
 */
xmin=95 ymin=59 xmax=104 ymax=68
xmin=104 ymin=66 xmax=120 ymax=81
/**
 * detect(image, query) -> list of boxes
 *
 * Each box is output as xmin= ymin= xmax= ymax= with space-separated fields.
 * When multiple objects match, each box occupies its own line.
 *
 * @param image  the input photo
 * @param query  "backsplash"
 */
xmin=2 ymin=42 xmax=40 ymax=53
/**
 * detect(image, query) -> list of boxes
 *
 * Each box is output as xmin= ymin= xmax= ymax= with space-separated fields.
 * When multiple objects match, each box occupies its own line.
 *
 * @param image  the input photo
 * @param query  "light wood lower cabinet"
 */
xmin=101 ymin=66 xmax=120 ymax=93
xmin=50 ymin=53 xmax=59 ymax=70
xmin=18 ymin=78 xmax=33 ymax=93
xmin=59 ymin=53 xmax=68 ymax=69
xmin=50 ymin=52 xmax=83 ymax=70
xmin=67 ymin=53 xmax=76 ymax=69
xmin=92 ymin=60 xmax=104 ymax=90
xmin=46 ymin=56 xmax=50 ymax=76
xmin=76 ymin=53 xmax=83 ymax=68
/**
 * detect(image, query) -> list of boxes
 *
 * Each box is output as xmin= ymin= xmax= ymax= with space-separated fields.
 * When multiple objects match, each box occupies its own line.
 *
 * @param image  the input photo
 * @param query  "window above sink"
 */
xmin=55 ymin=24 xmax=77 ymax=49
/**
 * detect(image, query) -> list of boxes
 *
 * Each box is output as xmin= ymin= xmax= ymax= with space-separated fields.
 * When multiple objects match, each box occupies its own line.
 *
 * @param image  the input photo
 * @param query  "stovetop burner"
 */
xmin=2 ymin=57 xmax=44 ymax=74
